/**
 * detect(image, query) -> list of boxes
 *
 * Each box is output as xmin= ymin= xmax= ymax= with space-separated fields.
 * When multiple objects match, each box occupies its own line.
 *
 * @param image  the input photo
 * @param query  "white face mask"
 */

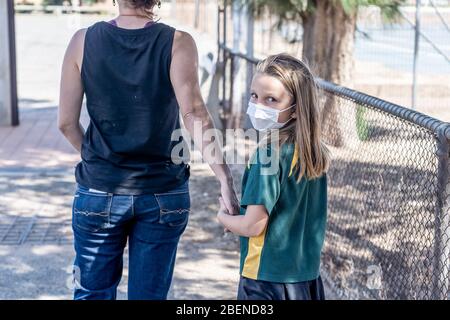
xmin=246 ymin=101 xmax=296 ymax=131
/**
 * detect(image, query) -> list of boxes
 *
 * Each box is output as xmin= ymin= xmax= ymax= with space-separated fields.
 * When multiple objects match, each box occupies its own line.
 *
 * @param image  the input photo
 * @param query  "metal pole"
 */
xmin=244 ymin=2 xmax=254 ymax=129
xmin=217 ymin=3 xmax=222 ymax=63
xmin=429 ymin=0 xmax=450 ymax=33
xmin=0 ymin=0 xmax=18 ymax=126
xmin=229 ymin=54 xmax=235 ymax=128
xmin=432 ymin=128 xmax=450 ymax=300
xmin=194 ymin=0 xmax=200 ymax=29
xmin=222 ymin=0 xmax=228 ymax=128
xmin=171 ymin=0 xmax=177 ymax=18
xmin=8 ymin=0 xmax=18 ymax=125
xmin=412 ymin=0 xmax=421 ymax=110
xmin=232 ymin=0 xmax=242 ymax=128
xmin=400 ymin=10 xmax=450 ymax=64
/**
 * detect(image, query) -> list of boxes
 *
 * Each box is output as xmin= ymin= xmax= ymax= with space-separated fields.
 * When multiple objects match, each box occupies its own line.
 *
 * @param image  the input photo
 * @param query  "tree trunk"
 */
xmin=301 ymin=0 xmax=357 ymax=147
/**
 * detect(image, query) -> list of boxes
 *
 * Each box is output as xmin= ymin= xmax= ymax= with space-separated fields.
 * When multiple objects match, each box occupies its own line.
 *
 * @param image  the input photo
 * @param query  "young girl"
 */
xmin=217 ymin=53 xmax=330 ymax=300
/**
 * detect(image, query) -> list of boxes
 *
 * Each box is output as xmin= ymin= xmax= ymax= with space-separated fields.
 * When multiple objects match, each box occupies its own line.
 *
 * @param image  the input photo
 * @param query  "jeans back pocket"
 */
xmin=72 ymin=191 xmax=113 ymax=233
xmin=155 ymin=190 xmax=190 ymax=227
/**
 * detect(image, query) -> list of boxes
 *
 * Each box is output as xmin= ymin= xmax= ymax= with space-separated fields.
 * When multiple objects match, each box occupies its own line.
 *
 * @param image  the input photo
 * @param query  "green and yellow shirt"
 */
xmin=239 ymin=142 xmax=327 ymax=283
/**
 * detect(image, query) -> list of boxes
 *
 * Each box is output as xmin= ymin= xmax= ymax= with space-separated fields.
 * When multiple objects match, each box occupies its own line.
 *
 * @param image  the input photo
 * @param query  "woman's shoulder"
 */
xmin=65 ymin=28 xmax=87 ymax=70
xmin=72 ymin=28 xmax=88 ymax=42
xmin=171 ymin=29 xmax=197 ymax=59
xmin=172 ymin=29 xmax=195 ymax=45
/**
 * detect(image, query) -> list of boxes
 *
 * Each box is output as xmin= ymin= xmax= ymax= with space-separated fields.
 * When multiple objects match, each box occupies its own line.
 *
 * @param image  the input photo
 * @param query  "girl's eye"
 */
xmin=267 ymin=97 xmax=277 ymax=103
xmin=250 ymin=93 xmax=257 ymax=99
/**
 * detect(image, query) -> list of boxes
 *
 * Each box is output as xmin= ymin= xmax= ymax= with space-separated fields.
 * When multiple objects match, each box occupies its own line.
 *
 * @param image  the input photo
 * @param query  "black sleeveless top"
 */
xmin=75 ymin=21 xmax=190 ymax=195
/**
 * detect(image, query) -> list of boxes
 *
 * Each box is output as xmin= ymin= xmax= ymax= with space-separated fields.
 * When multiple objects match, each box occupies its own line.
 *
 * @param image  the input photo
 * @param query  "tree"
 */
xmin=239 ymin=0 xmax=406 ymax=146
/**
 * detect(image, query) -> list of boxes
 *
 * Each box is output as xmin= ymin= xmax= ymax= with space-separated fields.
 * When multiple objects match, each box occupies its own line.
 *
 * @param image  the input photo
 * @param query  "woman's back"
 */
xmin=76 ymin=21 xmax=189 ymax=195
xmin=59 ymin=0 xmax=239 ymax=301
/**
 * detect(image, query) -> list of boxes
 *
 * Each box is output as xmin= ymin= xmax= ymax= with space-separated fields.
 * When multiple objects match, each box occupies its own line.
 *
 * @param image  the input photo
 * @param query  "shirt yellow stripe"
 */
xmin=241 ymin=228 xmax=267 ymax=280
xmin=289 ymin=144 xmax=299 ymax=177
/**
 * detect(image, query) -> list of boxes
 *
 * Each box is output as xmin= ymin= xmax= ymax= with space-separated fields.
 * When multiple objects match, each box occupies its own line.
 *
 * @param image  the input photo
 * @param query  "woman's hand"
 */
xmin=217 ymin=196 xmax=232 ymax=233
xmin=220 ymin=178 xmax=240 ymax=216
xmin=217 ymin=201 xmax=269 ymax=238
xmin=170 ymin=30 xmax=240 ymax=217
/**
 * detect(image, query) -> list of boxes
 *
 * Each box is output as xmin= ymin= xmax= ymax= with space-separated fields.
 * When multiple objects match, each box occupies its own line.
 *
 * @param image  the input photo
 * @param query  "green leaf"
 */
xmin=240 ymin=0 xmax=406 ymax=22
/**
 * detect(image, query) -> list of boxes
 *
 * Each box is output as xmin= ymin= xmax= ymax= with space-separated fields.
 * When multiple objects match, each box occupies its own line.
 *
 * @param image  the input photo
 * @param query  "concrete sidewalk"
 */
xmin=0 ymin=13 xmax=241 ymax=300
xmin=0 ymin=13 xmax=333 ymax=300
xmin=0 ymin=160 xmax=241 ymax=300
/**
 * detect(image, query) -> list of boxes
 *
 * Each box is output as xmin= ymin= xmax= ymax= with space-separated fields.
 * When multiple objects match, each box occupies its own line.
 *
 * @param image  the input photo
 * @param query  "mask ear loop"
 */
xmin=278 ymin=103 xmax=296 ymax=114
xmin=289 ymin=104 xmax=297 ymax=120
xmin=277 ymin=104 xmax=296 ymax=123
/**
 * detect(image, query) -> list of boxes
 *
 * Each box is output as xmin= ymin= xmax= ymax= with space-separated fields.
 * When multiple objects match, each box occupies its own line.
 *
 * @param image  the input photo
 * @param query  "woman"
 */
xmin=58 ymin=0 xmax=239 ymax=300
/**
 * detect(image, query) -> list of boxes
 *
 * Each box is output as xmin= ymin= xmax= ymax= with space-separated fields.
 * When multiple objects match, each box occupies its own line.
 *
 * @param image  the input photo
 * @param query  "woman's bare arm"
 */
xmin=58 ymin=29 xmax=86 ymax=153
xmin=170 ymin=30 xmax=239 ymax=215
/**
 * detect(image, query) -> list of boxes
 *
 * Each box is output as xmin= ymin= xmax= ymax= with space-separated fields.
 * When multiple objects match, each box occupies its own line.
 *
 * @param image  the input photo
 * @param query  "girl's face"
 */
xmin=250 ymin=72 xmax=296 ymax=123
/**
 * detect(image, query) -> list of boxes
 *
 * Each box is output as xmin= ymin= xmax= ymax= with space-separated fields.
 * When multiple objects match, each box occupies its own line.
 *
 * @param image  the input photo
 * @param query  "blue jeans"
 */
xmin=71 ymin=180 xmax=190 ymax=300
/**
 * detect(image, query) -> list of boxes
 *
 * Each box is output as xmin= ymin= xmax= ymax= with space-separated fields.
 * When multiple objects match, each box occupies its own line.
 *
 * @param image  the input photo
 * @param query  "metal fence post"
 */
xmin=8 ymin=0 xmax=18 ymax=126
xmin=0 ymin=0 xmax=18 ymax=126
xmin=217 ymin=10 xmax=450 ymax=299
xmin=229 ymin=54 xmax=235 ymax=128
xmin=231 ymin=0 xmax=244 ymax=128
xmin=244 ymin=2 xmax=254 ymax=129
xmin=217 ymin=1 xmax=221 ymax=66
xmin=171 ymin=0 xmax=177 ymax=18
xmin=433 ymin=127 xmax=450 ymax=299
xmin=412 ymin=0 xmax=421 ymax=110
xmin=221 ymin=0 xmax=228 ymax=129
xmin=194 ymin=0 xmax=200 ymax=29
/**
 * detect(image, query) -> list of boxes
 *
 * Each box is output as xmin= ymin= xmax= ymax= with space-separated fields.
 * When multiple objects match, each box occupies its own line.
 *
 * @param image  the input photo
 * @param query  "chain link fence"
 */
xmin=317 ymin=81 xmax=450 ymax=300
xmin=218 ymin=40 xmax=450 ymax=299
xmin=173 ymin=0 xmax=450 ymax=122
xmin=214 ymin=1 xmax=450 ymax=298
xmin=355 ymin=1 xmax=450 ymax=120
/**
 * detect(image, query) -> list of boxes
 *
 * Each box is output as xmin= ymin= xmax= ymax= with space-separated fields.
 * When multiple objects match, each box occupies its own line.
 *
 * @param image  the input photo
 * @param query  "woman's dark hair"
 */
xmin=122 ymin=0 xmax=162 ymax=18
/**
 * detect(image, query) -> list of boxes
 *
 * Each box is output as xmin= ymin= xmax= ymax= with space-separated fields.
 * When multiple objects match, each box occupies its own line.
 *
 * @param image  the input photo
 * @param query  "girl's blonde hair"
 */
xmin=256 ymin=53 xmax=330 ymax=181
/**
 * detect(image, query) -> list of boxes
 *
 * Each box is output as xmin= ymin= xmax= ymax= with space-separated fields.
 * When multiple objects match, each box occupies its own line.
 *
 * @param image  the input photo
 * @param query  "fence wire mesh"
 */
xmin=317 ymin=85 xmax=450 ymax=300
xmin=219 ymin=44 xmax=450 ymax=299
xmin=181 ymin=0 xmax=450 ymax=120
